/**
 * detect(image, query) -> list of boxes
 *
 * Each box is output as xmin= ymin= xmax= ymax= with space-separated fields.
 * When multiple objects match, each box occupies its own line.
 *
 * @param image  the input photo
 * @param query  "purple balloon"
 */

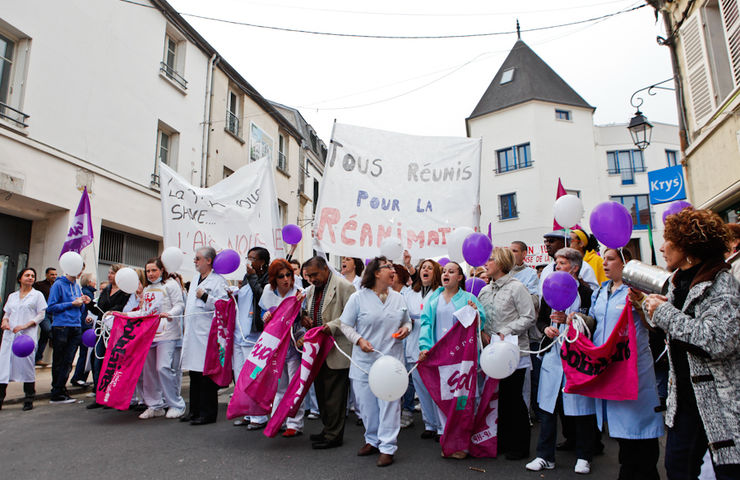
xmin=12 ymin=335 xmax=35 ymax=358
xmin=438 ymin=257 xmax=450 ymax=267
xmin=542 ymin=271 xmax=579 ymax=311
xmin=465 ymin=277 xmax=487 ymax=297
xmin=590 ymin=201 xmax=633 ymax=249
xmin=282 ymin=224 xmax=303 ymax=245
xmin=213 ymin=249 xmax=241 ymax=275
xmin=662 ymin=201 xmax=693 ymax=224
xmin=462 ymin=233 xmax=493 ymax=267
xmin=82 ymin=329 xmax=97 ymax=348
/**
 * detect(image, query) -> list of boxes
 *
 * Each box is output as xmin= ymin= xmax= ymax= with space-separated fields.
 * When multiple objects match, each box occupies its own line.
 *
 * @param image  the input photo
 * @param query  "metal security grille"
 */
xmin=99 ymin=227 xmax=158 ymax=267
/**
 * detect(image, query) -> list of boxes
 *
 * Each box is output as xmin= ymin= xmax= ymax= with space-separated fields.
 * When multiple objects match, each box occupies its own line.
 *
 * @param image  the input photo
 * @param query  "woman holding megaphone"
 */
xmin=339 ymin=256 xmax=411 ymax=468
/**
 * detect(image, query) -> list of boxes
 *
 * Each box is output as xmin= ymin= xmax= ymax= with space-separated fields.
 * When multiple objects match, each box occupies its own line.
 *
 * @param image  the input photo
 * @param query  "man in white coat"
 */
xmin=180 ymin=247 xmax=227 ymax=425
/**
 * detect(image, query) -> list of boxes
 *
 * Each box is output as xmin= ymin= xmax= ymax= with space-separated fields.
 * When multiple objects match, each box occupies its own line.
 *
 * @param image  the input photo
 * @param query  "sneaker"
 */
xmin=138 ymin=407 xmax=165 ymax=419
xmin=247 ymin=421 xmax=266 ymax=430
xmin=400 ymin=410 xmax=414 ymax=428
xmin=282 ymin=428 xmax=302 ymax=438
xmin=166 ymin=407 xmax=185 ymax=419
xmin=72 ymin=380 xmax=88 ymax=387
xmin=50 ymin=396 xmax=75 ymax=404
xmin=307 ymin=412 xmax=320 ymax=420
xmin=574 ymin=459 xmax=591 ymax=474
xmin=525 ymin=458 xmax=555 ymax=471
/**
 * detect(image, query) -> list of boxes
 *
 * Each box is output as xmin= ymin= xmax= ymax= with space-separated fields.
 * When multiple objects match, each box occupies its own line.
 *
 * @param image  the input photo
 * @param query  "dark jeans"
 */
xmin=91 ymin=334 xmax=106 ymax=394
xmin=498 ymin=367 xmax=530 ymax=456
xmin=314 ymin=364 xmax=350 ymax=442
xmin=71 ymin=335 xmax=91 ymax=384
xmin=187 ymin=371 xmax=219 ymax=421
xmin=402 ymin=361 xmax=416 ymax=412
xmin=536 ymin=394 xmax=595 ymax=462
xmin=665 ymin=403 xmax=740 ymax=480
xmin=529 ymin=342 xmax=542 ymax=412
xmin=618 ymin=438 xmax=660 ymax=480
xmin=0 ymin=382 xmax=35 ymax=407
xmin=35 ymin=316 xmax=52 ymax=362
xmin=51 ymin=326 xmax=81 ymax=398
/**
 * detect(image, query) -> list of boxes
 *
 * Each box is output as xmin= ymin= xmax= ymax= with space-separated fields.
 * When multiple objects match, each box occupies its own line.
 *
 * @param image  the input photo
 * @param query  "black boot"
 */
xmin=0 ymin=383 xmax=7 ymax=410
xmin=22 ymin=382 xmax=34 ymax=411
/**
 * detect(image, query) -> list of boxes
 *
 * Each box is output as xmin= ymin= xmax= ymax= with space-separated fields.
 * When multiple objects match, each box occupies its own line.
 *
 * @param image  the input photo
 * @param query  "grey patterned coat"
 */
xmin=650 ymin=269 xmax=740 ymax=466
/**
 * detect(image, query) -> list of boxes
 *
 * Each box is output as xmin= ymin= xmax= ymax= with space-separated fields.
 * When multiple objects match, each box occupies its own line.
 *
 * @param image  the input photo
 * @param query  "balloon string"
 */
xmin=519 ymin=314 xmax=588 ymax=355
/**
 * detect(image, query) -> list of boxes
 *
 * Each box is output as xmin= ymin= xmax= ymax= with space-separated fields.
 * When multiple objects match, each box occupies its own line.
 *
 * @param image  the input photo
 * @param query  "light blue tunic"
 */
xmin=418 ymin=287 xmax=487 ymax=352
xmin=340 ymin=288 xmax=411 ymax=382
xmin=589 ymin=282 xmax=664 ymax=439
xmin=235 ymin=283 xmax=259 ymax=345
xmin=537 ymin=295 xmax=596 ymax=416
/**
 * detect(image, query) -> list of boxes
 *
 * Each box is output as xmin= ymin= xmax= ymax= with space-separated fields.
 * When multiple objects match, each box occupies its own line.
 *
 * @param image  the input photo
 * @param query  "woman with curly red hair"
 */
xmin=639 ymin=208 xmax=740 ymax=479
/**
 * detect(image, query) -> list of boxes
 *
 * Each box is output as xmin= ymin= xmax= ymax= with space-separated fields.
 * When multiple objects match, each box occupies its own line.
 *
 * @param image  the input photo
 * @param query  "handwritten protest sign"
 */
xmin=313 ymin=123 xmax=481 ymax=258
xmin=524 ymin=243 xmax=550 ymax=266
xmin=160 ymin=159 xmax=281 ymax=279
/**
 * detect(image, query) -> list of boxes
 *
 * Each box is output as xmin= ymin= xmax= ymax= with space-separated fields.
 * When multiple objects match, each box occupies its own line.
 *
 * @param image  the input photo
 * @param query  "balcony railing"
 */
xmin=493 ymin=161 xmax=533 ymax=174
xmin=159 ymin=61 xmax=188 ymax=89
xmin=607 ymin=165 xmax=647 ymax=174
xmin=0 ymin=102 xmax=29 ymax=128
xmin=226 ymin=111 xmax=240 ymax=136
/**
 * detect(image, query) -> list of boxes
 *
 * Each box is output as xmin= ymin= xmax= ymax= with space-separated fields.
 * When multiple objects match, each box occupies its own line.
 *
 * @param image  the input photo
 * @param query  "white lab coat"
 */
xmin=0 ymin=289 xmax=46 ymax=383
xmin=181 ymin=271 xmax=228 ymax=372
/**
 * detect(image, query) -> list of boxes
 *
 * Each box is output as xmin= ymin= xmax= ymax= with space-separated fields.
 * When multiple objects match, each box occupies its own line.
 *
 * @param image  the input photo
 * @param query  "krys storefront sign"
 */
xmin=648 ymin=165 xmax=687 ymax=204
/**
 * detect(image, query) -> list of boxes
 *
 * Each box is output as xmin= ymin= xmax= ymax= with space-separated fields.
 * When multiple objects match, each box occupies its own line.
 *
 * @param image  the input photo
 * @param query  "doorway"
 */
xmin=0 ymin=212 xmax=32 ymax=305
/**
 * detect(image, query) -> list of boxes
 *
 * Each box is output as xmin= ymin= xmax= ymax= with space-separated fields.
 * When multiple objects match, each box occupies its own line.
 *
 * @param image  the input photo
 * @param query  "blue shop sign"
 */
xmin=648 ymin=165 xmax=687 ymax=204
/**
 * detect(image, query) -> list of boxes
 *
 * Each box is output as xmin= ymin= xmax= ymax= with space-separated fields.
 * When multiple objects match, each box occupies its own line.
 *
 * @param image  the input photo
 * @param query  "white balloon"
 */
xmin=59 ymin=251 xmax=84 ymax=277
xmin=447 ymin=227 xmax=474 ymax=263
xmin=553 ymin=194 xmax=584 ymax=229
xmin=379 ymin=237 xmax=403 ymax=260
xmin=480 ymin=342 xmax=520 ymax=379
xmin=161 ymin=246 xmax=184 ymax=273
xmin=115 ymin=267 xmax=139 ymax=295
xmin=368 ymin=355 xmax=408 ymax=401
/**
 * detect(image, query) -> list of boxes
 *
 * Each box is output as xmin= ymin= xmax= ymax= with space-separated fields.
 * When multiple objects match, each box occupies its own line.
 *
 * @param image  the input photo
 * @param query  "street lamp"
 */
xmin=628 ymin=110 xmax=653 ymax=151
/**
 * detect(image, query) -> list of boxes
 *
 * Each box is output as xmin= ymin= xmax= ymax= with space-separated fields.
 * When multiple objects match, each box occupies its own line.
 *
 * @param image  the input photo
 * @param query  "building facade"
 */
xmin=466 ymin=40 xmax=681 ymax=265
xmin=650 ymin=0 xmax=740 ymax=222
xmin=0 ymin=0 xmax=325 ymax=295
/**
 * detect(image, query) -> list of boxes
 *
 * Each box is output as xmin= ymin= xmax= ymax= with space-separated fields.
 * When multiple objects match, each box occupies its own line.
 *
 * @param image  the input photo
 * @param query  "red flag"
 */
xmin=553 ymin=178 xmax=568 ymax=230
xmin=203 ymin=298 xmax=236 ymax=387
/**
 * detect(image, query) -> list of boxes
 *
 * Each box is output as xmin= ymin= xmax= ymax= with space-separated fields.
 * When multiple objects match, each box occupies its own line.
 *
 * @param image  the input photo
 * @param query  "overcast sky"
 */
xmin=165 ymin=0 xmax=678 ymax=142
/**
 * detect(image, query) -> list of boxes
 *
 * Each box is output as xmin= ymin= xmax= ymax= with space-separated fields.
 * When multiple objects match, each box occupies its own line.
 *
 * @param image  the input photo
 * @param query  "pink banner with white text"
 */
xmin=264 ymin=327 xmax=334 ymax=437
xmin=204 ymin=298 xmax=236 ymax=387
xmin=561 ymin=303 xmax=638 ymax=400
xmin=96 ymin=313 xmax=160 ymax=410
xmin=226 ymin=296 xmax=302 ymax=419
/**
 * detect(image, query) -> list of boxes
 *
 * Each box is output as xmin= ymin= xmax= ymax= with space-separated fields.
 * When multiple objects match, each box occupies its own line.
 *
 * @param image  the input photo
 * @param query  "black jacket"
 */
xmin=242 ymin=270 xmax=269 ymax=333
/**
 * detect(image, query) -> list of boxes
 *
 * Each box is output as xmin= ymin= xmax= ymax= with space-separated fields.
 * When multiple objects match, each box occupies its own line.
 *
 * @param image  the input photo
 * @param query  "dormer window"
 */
xmin=500 ymin=68 xmax=515 ymax=84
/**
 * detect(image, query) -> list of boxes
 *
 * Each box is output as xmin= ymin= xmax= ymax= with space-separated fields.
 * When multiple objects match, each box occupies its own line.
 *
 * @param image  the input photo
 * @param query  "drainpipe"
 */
xmin=201 ymin=53 xmax=218 ymax=187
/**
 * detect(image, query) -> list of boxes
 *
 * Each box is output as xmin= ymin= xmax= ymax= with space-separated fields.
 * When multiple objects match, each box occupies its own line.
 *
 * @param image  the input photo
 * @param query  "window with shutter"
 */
xmin=680 ymin=13 xmax=717 ymax=128
xmin=720 ymin=0 xmax=740 ymax=85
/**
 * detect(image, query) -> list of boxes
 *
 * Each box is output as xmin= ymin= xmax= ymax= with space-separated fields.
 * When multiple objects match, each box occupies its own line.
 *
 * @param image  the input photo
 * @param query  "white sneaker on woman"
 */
xmin=138 ymin=407 xmax=165 ymax=419
xmin=166 ymin=407 xmax=185 ymax=419
xmin=574 ymin=459 xmax=591 ymax=474
xmin=525 ymin=457 xmax=555 ymax=471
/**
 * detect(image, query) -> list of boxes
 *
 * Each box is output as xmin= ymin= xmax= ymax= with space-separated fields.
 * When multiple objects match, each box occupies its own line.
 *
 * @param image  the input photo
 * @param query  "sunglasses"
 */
xmin=276 ymin=273 xmax=291 ymax=279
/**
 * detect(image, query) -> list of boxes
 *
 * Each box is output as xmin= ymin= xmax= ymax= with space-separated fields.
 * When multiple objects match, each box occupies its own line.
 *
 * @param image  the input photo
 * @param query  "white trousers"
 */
xmin=270 ymin=353 xmax=305 ymax=431
xmin=411 ymin=369 xmax=439 ymax=432
xmin=353 ymin=379 xmax=401 ymax=455
xmin=233 ymin=342 xmax=267 ymax=423
xmin=141 ymin=340 xmax=185 ymax=410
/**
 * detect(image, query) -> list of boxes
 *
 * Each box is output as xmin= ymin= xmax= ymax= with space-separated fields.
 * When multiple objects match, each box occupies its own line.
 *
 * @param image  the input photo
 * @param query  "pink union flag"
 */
xmin=60 ymin=186 xmax=94 ymax=257
xmin=264 ymin=326 xmax=335 ymax=437
xmin=562 ymin=303 xmax=638 ymax=400
xmin=226 ymin=295 xmax=302 ymax=419
xmin=96 ymin=312 xmax=160 ymax=410
xmin=204 ymin=297 xmax=236 ymax=387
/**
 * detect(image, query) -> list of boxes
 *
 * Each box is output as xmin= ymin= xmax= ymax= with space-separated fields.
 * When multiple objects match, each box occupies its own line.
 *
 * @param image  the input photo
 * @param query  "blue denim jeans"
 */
xmin=51 ymin=326 xmax=81 ymax=398
xmin=402 ymin=361 xmax=416 ymax=412
xmin=35 ymin=316 xmax=52 ymax=362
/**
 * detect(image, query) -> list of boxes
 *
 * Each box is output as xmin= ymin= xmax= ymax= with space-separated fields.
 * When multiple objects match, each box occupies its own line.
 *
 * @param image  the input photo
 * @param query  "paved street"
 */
xmin=0 ymin=386 xmax=664 ymax=480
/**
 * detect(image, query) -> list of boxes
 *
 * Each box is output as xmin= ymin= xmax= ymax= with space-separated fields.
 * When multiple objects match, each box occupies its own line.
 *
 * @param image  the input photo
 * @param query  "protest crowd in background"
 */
xmin=1 ymin=188 xmax=739 ymax=479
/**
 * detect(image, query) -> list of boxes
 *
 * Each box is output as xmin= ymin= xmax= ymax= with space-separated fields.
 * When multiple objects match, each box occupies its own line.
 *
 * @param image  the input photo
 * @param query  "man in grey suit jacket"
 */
xmin=301 ymin=256 xmax=356 ymax=449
